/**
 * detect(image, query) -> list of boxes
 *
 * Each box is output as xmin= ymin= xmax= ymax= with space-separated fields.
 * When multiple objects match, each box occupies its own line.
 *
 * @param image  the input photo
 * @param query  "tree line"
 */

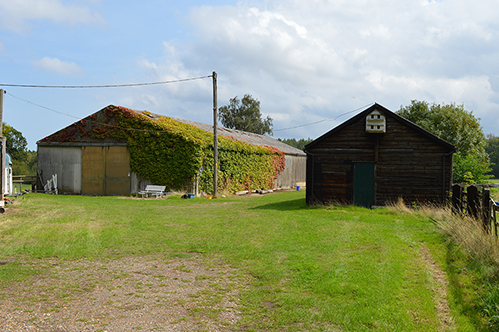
xmin=4 ymin=96 xmax=499 ymax=183
xmin=220 ymin=95 xmax=499 ymax=183
xmin=486 ymin=134 xmax=499 ymax=179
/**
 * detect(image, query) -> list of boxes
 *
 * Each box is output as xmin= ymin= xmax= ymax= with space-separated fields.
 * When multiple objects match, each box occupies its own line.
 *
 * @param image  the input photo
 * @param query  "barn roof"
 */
xmin=141 ymin=110 xmax=305 ymax=156
xmin=38 ymin=105 xmax=305 ymax=156
xmin=305 ymin=103 xmax=455 ymax=152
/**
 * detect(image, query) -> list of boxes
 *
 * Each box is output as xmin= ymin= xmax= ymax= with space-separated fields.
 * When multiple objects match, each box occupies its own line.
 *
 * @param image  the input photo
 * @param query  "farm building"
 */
xmin=37 ymin=105 xmax=306 ymax=196
xmin=305 ymin=103 xmax=455 ymax=207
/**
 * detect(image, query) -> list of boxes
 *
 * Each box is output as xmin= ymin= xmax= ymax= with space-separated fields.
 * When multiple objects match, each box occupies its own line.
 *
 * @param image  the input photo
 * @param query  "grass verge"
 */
xmin=389 ymin=199 xmax=499 ymax=331
xmin=0 ymin=191 xmax=482 ymax=331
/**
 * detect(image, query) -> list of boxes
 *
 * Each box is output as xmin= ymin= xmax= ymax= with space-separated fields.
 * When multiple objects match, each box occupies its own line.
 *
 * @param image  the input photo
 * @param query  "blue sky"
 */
xmin=1 ymin=0 xmax=498 ymax=150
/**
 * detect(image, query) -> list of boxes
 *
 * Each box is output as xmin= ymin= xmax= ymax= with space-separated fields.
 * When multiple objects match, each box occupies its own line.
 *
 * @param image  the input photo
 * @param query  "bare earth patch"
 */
xmin=420 ymin=245 xmax=456 ymax=332
xmin=0 ymin=255 xmax=248 ymax=332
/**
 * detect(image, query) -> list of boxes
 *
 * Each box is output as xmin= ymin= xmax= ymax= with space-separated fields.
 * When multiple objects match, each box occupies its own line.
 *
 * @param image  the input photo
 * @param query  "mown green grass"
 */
xmin=0 ymin=191 xmax=476 ymax=331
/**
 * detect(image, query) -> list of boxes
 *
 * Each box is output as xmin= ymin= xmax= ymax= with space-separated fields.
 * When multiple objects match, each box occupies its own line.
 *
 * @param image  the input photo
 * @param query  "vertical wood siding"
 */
xmin=306 ymin=110 xmax=453 ymax=206
xmin=276 ymin=155 xmax=306 ymax=188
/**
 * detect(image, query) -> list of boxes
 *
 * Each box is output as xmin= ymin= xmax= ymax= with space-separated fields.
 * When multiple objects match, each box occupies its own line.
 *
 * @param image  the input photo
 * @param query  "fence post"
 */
xmin=483 ymin=187 xmax=491 ymax=233
xmin=467 ymin=185 xmax=479 ymax=219
xmin=452 ymin=184 xmax=463 ymax=213
xmin=494 ymin=205 xmax=498 ymax=237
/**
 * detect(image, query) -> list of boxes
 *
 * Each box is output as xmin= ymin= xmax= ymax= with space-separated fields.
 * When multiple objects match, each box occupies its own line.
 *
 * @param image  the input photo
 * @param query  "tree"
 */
xmin=278 ymin=138 xmax=313 ymax=151
xmin=397 ymin=100 xmax=491 ymax=183
xmin=218 ymin=95 xmax=273 ymax=135
xmin=2 ymin=123 xmax=34 ymax=175
xmin=453 ymin=152 xmax=493 ymax=184
xmin=486 ymin=134 xmax=499 ymax=179
xmin=3 ymin=123 xmax=28 ymax=162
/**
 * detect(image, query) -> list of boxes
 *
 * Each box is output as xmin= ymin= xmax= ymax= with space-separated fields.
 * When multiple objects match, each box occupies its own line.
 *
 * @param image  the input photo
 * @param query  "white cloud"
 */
xmin=32 ymin=57 xmax=82 ymax=75
xmin=366 ymin=71 xmax=493 ymax=102
xmin=360 ymin=25 xmax=392 ymax=39
xmin=135 ymin=0 xmax=499 ymax=138
xmin=0 ymin=0 xmax=105 ymax=32
xmin=188 ymin=4 xmax=354 ymax=89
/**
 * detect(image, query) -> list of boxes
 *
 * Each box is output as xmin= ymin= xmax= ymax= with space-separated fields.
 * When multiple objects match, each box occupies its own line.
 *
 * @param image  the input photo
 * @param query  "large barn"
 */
xmin=305 ymin=103 xmax=455 ymax=207
xmin=37 ymin=105 xmax=306 ymax=196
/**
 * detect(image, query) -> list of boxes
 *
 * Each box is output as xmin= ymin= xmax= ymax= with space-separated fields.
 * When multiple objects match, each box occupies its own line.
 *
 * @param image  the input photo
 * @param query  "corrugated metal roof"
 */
xmin=143 ymin=111 xmax=305 ymax=156
xmin=178 ymin=118 xmax=305 ymax=156
xmin=37 ymin=105 xmax=305 ymax=156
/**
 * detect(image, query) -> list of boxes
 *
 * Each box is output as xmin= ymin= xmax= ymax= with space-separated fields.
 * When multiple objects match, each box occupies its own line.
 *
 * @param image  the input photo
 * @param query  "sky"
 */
xmin=1 ymin=0 xmax=498 ymax=151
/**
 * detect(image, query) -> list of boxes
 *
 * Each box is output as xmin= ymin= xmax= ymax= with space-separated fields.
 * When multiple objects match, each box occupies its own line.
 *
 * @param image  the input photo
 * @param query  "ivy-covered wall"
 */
xmin=41 ymin=105 xmax=285 ymax=193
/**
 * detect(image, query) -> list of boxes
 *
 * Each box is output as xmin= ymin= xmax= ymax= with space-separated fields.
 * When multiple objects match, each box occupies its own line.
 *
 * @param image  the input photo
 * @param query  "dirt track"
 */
xmin=0 ymin=255 xmax=247 ymax=332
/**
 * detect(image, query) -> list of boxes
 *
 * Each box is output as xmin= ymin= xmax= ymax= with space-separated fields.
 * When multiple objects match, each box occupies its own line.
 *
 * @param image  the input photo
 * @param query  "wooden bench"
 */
xmin=138 ymin=185 xmax=167 ymax=198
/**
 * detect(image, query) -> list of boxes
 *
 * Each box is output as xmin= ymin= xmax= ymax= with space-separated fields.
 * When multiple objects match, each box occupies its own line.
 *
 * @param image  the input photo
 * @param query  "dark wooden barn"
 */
xmin=304 ymin=103 xmax=455 ymax=207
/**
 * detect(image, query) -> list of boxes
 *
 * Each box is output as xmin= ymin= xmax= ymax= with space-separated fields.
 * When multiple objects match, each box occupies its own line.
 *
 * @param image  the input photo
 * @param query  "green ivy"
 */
xmin=41 ymin=105 xmax=285 ymax=193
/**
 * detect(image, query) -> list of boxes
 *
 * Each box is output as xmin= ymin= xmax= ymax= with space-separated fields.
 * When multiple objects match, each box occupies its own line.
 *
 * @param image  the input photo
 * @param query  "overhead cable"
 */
xmin=0 ymin=75 xmax=212 ymax=89
xmin=273 ymin=103 xmax=374 ymax=132
xmin=7 ymin=92 xmax=170 ymax=133
xmin=6 ymin=92 xmax=81 ymax=119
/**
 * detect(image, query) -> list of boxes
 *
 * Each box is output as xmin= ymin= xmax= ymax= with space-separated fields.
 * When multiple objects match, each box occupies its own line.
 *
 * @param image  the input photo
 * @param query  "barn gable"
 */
xmin=305 ymin=103 xmax=455 ymax=207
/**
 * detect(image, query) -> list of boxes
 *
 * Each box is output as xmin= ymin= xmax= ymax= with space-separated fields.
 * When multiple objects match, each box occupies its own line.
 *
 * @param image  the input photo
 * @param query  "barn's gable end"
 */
xmin=305 ymin=103 xmax=455 ymax=206
xmin=306 ymin=103 xmax=454 ymax=151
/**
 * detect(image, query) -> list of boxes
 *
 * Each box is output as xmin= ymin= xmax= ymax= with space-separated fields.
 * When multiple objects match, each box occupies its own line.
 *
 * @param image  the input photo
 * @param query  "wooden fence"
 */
xmin=452 ymin=184 xmax=499 ymax=236
xmin=12 ymin=175 xmax=37 ymax=192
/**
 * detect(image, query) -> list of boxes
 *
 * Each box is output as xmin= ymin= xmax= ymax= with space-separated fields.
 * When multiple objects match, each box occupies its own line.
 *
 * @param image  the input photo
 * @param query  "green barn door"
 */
xmin=354 ymin=162 xmax=375 ymax=208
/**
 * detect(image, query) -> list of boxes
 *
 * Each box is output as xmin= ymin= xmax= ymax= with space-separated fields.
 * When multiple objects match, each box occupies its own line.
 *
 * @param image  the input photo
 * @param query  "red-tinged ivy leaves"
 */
xmin=41 ymin=105 xmax=285 ymax=193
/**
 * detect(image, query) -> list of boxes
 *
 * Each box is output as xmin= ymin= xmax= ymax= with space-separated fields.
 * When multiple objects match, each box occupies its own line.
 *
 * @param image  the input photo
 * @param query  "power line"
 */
xmin=0 ymin=75 xmax=212 ymax=89
xmin=3 ymin=73 xmax=216 ymax=136
xmin=6 ymin=92 xmax=174 ymax=132
xmin=5 ymin=72 xmax=372 ymax=134
xmin=273 ymin=103 xmax=374 ymax=132
xmin=9 ymin=88 xmax=373 ymax=134
xmin=6 ymin=92 xmax=81 ymax=119
xmin=6 ymin=91 xmax=180 ymax=134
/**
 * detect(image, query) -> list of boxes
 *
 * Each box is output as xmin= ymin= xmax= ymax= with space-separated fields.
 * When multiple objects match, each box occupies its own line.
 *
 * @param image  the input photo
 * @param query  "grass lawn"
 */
xmin=488 ymin=179 xmax=499 ymax=200
xmin=0 ymin=191 xmax=477 ymax=331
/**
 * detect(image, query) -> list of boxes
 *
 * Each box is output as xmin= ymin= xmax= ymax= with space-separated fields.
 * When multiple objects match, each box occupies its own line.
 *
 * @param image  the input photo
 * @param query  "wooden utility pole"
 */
xmin=212 ymin=72 xmax=218 ymax=197
xmin=0 ymin=89 xmax=5 ymax=212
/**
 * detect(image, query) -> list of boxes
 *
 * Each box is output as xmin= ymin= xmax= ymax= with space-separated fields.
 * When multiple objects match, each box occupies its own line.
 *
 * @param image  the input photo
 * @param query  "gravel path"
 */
xmin=0 ymin=255 xmax=247 ymax=331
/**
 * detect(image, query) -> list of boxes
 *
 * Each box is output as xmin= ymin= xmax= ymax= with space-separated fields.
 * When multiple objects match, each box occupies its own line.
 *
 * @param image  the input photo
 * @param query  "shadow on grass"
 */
xmin=250 ymin=198 xmax=309 ymax=211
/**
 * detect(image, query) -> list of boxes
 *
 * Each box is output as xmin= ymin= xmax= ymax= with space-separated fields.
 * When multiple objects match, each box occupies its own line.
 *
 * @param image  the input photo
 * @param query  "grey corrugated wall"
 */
xmin=37 ymin=146 xmax=82 ymax=194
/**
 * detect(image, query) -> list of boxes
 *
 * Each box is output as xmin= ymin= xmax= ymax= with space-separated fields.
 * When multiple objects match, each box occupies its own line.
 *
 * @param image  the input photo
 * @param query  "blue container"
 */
xmin=188 ymin=194 xmax=194 ymax=199
xmin=296 ymin=186 xmax=301 ymax=191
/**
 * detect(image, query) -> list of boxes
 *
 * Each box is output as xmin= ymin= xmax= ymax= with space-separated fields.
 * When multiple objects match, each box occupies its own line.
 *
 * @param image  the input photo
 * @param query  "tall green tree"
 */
xmin=397 ymin=100 xmax=491 ymax=183
xmin=219 ymin=95 xmax=273 ymax=135
xmin=486 ymin=134 xmax=499 ymax=179
xmin=2 ymin=123 xmax=34 ymax=175
xmin=3 ymin=123 xmax=28 ymax=162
